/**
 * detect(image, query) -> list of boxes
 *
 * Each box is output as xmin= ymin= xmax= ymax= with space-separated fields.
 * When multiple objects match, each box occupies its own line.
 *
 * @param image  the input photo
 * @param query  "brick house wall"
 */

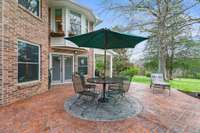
xmin=87 ymin=49 xmax=94 ymax=78
xmin=87 ymin=22 xmax=95 ymax=78
xmin=0 ymin=0 xmax=3 ymax=105
xmin=0 ymin=0 xmax=98 ymax=106
xmin=0 ymin=0 xmax=49 ymax=106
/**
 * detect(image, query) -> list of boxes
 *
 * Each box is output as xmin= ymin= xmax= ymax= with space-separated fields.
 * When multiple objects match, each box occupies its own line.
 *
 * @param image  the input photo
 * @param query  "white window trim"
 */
xmin=17 ymin=0 xmax=41 ymax=18
xmin=69 ymin=10 xmax=82 ymax=35
xmin=50 ymin=54 xmax=62 ymax=84
xmin=77 ymin=55 xmax=88 ymax=75
xmin=17 ymin=39 xmax=41 ymax=85
xmin=51 ymin=7 xmax=66 ymax=33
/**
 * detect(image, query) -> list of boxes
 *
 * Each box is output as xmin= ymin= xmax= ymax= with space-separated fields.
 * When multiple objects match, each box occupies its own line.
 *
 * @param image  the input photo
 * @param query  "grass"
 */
xmin=132 ymin=75 xmax=151 ymax=84
xmin=132 ymin=75 xmax=200 ymax=92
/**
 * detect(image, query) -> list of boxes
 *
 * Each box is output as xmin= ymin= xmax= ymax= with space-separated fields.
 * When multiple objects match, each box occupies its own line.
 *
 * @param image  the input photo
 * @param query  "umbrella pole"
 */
xmin=100 ymin=30 xmax=108 ymax=103
xmin=101 ymin=49 xmax=106 ymax=102
xmin=104 ymin=29 xmax=108 ymax=79
xmin=104 ymin=49 xmax=106 ymax=79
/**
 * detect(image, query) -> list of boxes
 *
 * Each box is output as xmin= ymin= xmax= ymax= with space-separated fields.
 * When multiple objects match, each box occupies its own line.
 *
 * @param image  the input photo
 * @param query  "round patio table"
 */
xmin=87 ymin=77 xmax=120 ymax=103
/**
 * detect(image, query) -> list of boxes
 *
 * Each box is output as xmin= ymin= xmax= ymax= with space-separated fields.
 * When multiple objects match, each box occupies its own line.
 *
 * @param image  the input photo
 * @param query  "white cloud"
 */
xmin=129 ymin=41 xmax=147 ymax=64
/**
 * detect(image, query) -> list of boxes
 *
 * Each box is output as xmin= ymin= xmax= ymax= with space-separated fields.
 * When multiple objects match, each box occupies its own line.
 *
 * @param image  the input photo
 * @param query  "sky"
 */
xmin=75 ymin=0 xmax=200 ymax=63
xmin=76 ymin=0 xmax=129 ymax=29
xmin=76 ymin=0 xmax=200 ymax=30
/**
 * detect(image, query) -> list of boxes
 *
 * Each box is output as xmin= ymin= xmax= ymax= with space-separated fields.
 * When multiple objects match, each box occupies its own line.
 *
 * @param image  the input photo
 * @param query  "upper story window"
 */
xmin=18 ymin=40 xmax=40 ymax=83
xmin=70 ymin=11 xmax=81 ymax=35
xmin=85 ymin=19 xmax=89 ymax=33
xmin=55 ymin=9 xmax=63 ymax=33
xmin=18 ymin=0 xmax=40 ymax=17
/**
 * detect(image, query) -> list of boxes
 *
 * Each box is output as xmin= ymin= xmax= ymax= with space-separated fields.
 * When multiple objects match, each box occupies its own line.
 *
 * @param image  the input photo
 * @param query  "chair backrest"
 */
xmin=151 ymin=73 xmax=164 ymax=83
xmin=72 ymin=73 xmax=84 ymax=93
xmin=79 ymin=73 xmax=89 ymax=88
xmin=122 ymin=80 xmax=131 ymax=93
xmin=121 ymin=76 xmax=132 ymax=93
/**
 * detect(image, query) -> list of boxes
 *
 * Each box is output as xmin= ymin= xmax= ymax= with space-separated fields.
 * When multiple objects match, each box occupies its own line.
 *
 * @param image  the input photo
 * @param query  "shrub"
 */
xmin=194 ymin=73 xmax=200 ymax=79
xmin=95 ymin=60 xmax=104 ymax=72
xmin=119 ymin=66 xmax=140 ymax=78
xmin=145 ymin=71 xmax=151 ymax=77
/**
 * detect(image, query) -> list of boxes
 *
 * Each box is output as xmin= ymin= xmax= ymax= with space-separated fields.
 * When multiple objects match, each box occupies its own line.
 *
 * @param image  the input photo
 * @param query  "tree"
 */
xmin=144 ymin=39 xmax=200 ymax=79
xmin=111 ymin=26 xmax=133 ymax=75
xmin=102 ymin=0 xmax=200 ymax=79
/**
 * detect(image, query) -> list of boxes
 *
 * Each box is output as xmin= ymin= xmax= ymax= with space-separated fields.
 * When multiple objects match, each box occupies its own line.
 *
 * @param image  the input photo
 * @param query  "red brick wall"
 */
xmin=0 ymin=0 xmax=3 ymax=105
xmin=87 ymin=49 xmax=94 ymax=78
xmin=87 ymin=22 xmax=94 ymax=78
xmin=1 ymin=0 xmax=49 ymax=106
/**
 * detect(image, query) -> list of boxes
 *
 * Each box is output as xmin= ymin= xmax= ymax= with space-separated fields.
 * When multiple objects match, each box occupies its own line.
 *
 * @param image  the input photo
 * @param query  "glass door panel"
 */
xmin=64 ymin=56 xmax=73 ymax=81
xmin=52 ymin=55 xmax=62 ymax=83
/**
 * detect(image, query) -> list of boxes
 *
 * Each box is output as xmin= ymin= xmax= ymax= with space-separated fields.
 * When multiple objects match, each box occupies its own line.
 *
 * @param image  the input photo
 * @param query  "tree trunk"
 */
xmin=158 ymin=48 xmax=167 ymax=80
xmin=158 ymin=22 xmax=167 ymax=80
xmin=169 ymin=47 xmax=174 ymax=80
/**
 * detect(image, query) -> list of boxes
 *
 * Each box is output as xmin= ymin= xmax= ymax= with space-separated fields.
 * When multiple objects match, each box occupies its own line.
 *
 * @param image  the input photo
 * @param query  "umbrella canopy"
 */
xmin=65 ymin=28 xmax=148 ymax=49
xmin=65 ymin=28 xmax=148 ymax=102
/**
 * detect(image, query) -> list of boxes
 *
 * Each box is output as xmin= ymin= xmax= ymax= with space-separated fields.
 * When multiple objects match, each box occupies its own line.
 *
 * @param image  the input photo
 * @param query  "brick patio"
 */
xmin=0 ymin=83 xmax=199 ymax=133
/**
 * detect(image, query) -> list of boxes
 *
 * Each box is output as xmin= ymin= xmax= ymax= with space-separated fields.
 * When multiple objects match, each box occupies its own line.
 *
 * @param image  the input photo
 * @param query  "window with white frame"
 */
xmin=85 ymin=19 xmax=89 ymax=33
xmin=18 ymin=0 xmax=40 ymax=17
xmin=70 ymin=11 xmax=81 ymax=35
xmin=18 ymin=41 xmax=40 ymax=83
xmin=55 ymin=8 xmax=63 ymax=33
xmin=78 ymin=56 xmax=88 ymax=75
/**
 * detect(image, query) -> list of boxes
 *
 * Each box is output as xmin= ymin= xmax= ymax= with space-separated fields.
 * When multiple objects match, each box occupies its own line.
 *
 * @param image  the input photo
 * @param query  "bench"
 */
xmin=150 ymin=73 xmax=171 ymax=96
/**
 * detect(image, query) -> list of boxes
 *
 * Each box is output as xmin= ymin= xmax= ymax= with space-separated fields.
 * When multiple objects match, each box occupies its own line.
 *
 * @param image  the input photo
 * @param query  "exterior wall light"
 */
xmin=30 ymin=0 xmax=37 ymax=9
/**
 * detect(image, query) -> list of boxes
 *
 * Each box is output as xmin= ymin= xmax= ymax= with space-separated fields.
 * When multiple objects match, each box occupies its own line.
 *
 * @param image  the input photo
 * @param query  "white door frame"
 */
xmin=63 ymin=55 xmax=74 ymax=83
xmin=51 ymin=54 xmax=62 ymax=84
xmin=50 ymin=52 xmax=74 ymax=85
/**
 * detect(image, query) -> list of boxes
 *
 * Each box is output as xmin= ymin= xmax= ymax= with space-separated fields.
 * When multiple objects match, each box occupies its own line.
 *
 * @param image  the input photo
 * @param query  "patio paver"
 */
xmin=0 ymin=83 xmax=199 ymax=133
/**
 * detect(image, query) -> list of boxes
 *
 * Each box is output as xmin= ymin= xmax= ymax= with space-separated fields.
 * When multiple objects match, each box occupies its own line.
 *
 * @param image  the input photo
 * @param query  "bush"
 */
xmin=194 ymin=73 xmax=200 ymax=79
xmin=95 ymin=60 xmax=104 ymax=72
xmin=145 ymin=71 xmax=151 ymax=77
xmin=119 ymin=66 xmax=140 ymax=78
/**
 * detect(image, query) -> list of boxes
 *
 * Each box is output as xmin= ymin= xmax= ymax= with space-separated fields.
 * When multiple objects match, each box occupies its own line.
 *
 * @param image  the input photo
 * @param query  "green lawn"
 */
xmin=132 ymin=75 xmax=200 ymax=92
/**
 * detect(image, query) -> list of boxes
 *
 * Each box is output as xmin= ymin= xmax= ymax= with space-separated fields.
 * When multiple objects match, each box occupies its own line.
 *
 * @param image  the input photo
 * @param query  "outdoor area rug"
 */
xmin=64 ymin=95 xmax=143 ymax=121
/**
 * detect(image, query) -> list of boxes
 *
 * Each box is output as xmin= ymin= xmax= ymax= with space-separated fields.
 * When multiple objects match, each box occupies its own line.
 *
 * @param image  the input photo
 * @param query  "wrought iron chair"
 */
xmin=70 ymin=73 xmax=99 ymax=109
xmin=108 ymin=76 xmax=131 ymax=97
xmin=78 ymin=73 xmax=96 ymax=92
xmin=150 ymin=73 xmax=171 ymax=96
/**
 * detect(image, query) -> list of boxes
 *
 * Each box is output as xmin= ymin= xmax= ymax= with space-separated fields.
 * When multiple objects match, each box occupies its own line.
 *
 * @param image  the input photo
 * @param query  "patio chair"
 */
xmin=150 ymin=73 xmax=171 ymax=96
xmin=78 ymin=73 xmax=96 ymax=92
xmin=70 ymin=73 xmax=99 ymax=109
xmin=108 ymin=77 xmax=125 ymax=90
xmin=108 ymin=76 xmax=131 ymax=97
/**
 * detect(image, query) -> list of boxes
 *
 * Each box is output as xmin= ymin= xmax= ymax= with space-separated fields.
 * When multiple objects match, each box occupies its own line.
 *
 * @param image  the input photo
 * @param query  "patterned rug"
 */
xmin=64 ymin=94 xmax=143 ymax=121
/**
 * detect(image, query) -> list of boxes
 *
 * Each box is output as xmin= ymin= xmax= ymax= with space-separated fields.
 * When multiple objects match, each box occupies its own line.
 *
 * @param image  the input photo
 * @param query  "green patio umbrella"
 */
xmin=65 ymin=28 xmax=148 ymax=77
xmin=65 ymin=28 xmax=148 ymax=102
xmin=65 ymin=28 xmax=147 ymax=49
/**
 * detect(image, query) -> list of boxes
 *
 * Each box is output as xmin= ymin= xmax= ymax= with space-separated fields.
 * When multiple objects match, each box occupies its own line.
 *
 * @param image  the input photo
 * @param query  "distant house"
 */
xmin=0 ymin=0 xmax=114 ymax=106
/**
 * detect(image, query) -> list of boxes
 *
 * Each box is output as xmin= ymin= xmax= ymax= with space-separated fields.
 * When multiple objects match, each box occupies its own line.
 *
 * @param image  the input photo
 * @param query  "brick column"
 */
xmin=87 ymin=49 xmax=94 ymax=78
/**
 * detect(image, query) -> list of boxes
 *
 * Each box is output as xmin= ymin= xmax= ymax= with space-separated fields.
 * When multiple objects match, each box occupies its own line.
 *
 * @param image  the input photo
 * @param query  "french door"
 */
xmin=52 ymin=55 xmax=62 ymax=83
xmin=64 ymin=56 xmax=73 ymax=82
xmin=51 ymin=54 xmax=73 ymax=84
